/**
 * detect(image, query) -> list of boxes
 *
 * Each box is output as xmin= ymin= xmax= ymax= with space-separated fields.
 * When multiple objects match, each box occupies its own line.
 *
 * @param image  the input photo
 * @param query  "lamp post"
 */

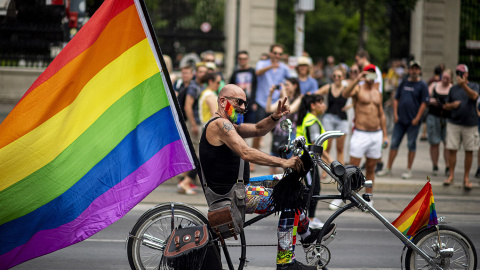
xmin=294 ymin=0 xmax=314 ymax=57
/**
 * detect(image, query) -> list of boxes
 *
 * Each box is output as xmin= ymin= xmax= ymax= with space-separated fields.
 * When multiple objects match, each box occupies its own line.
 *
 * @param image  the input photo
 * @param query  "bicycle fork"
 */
xmin=350 ymin=192 xmax=444 ymax=270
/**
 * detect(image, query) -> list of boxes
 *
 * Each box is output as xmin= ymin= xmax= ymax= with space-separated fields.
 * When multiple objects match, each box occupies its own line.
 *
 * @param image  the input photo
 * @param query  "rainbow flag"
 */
xmin=392 ymin=181 xmax=438 ymax=239
xmin=0 ymin=0 xmax=195 ymax=268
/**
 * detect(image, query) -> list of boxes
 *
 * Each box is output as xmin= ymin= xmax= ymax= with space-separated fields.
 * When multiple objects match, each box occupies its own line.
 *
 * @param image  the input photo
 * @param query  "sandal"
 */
xmin=463 ymin=182 xmax=473 ymax=190
xmin=443 ymin=179 xmax=454 ymax=186
xmin=177 ymin=184 xmax=186 ymax=194
xmin=177 ymin=184 xmax=197 ymax=195
xmin=185 ymin=188 xmax=197 ymax=195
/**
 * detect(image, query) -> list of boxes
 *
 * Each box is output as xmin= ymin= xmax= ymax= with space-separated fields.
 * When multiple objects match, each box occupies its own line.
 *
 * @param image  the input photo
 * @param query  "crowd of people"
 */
xmin=170 ymin=44 xmax=479 ymax=270
xmin=173 ymin=42 xmax=480 ymax=200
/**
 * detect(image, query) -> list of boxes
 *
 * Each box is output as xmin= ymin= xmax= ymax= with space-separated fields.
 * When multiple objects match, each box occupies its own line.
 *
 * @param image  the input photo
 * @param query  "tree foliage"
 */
xmin=276 ymin=0 xmax=417 ymax=68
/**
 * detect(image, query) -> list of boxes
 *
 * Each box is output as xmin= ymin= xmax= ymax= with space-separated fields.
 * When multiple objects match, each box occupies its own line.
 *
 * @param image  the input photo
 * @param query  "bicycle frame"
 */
xmin=315 ymin=131 xmax=443 ymax=270
xmin=215 ymin=130 xmax=444 ymax=270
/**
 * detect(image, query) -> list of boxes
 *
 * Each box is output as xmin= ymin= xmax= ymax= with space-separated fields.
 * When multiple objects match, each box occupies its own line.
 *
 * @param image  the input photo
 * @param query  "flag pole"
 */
xmin=135 ymin=0 xmax=205 ymax=184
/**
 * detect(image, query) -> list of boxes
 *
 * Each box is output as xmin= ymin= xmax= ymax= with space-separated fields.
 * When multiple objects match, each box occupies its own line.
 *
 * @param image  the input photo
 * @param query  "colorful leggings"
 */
xmin=245 ymin=184 xmax=310 ymax=265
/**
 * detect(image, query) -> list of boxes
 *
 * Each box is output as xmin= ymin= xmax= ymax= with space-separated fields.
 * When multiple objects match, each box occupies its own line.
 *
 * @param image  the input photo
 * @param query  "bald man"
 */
xmin=199 ymin=84 xmax=330 ymax=270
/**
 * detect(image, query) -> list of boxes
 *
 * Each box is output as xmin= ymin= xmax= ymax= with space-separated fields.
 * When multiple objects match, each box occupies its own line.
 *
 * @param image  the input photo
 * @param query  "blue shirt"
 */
xmin=395 ymin=80 xmax=429 ymax=124
xmin=447 ymin=82 xmax=480 ymax=126
xmin=299 ymin=76 xmax=319 ymax=94
xmin=255 ymin=59 xmax=290 ymax=109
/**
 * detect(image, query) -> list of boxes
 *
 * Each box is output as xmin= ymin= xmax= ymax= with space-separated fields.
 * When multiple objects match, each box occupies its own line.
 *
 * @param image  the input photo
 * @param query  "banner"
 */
xmin=0 ymin=0 xmax=195 ymax=268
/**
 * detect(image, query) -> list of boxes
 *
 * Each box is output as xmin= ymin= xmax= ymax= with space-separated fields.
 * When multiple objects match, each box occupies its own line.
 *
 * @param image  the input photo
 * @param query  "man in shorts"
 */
xmin=443 ymin=64 xmax=479 ymax=189
xmin=342 ymin=64 xmax=388 ymax=204
xmin=377 ymin=61 xmax=429 ymax=179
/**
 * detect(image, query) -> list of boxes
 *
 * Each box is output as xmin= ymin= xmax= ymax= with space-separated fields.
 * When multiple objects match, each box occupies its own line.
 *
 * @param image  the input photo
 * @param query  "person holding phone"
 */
xmin=442 ymin=64 xmax=479 ymax=190
xmin=342 ymin=64 xmax=388 ymax=206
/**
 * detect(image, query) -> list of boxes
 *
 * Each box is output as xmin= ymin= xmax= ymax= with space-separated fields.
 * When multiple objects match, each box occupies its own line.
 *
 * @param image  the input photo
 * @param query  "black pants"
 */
xmin=306 ymin=166 xmax=320 ymax=219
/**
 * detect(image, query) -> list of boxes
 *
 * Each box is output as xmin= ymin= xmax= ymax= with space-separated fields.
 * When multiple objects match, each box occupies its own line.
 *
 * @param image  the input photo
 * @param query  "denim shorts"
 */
xmin=322 ymin=113 xmax=350 ymax=134
xmin=426 ymin=114 xmax=446 ymax=145
xmin=390 ymin=122 xmax=421 ymax=151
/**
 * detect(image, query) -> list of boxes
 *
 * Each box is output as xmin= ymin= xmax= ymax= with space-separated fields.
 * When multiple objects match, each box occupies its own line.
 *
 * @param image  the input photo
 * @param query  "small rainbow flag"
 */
xmin=0 ymin=0 xmax=195 ymax=268
xmin=392 ymin=181 xmax=438 ymax=239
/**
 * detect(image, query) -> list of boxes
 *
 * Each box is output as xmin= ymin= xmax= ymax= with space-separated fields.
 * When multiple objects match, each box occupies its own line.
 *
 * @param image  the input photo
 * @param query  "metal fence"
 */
xmin=459 ymin=0 xmax=480 ymax=83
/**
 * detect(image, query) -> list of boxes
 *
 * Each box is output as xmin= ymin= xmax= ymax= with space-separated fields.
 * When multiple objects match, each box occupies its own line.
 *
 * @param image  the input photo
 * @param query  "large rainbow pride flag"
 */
xmin=392 ymin=181 xmax=438 ymax=239
xmin=0 ymin=0 xmax=196 ymax=268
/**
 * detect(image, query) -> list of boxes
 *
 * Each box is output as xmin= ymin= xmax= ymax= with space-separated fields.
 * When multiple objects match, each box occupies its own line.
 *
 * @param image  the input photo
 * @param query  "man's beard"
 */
xmin=225 ymin=101 xmax=244 ymax=125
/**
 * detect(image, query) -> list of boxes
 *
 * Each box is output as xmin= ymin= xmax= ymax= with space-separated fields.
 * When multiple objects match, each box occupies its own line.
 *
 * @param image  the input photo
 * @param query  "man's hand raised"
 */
xmin=272 ymin=97 xmax=290 ymax=120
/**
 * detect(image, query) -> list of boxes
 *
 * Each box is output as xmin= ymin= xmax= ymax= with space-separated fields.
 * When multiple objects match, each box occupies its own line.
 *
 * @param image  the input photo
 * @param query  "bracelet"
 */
xmin=270 ymin=114 xmax=280 ymax=122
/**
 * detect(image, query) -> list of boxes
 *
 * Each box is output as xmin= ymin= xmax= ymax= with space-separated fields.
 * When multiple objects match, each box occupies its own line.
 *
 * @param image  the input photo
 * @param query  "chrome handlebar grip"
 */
xmin=313 ymin=131 xmax=345 ymax=147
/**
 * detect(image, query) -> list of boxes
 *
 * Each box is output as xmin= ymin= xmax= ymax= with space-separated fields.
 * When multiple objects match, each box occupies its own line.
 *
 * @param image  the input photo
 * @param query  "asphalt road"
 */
xmin=12 ymin=201 xmax=480 ymax=270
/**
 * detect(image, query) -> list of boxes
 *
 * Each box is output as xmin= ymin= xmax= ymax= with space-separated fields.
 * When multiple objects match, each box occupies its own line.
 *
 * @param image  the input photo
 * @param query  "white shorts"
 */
xmin=349 ymin=129 xmax=383 ymax=159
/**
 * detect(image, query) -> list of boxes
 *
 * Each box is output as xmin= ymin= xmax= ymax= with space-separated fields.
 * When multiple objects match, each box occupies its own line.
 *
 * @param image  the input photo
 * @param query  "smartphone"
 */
xmin=365 ymin=73 xmax=377 ymax=81
xmin=456 ymin=70 xmax=464 ymax=78
xmin=274 ymin=84 xmax=281 ymax=90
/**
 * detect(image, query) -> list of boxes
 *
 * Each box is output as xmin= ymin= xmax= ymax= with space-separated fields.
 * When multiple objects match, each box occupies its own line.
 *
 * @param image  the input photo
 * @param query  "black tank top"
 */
xmin=199 ymin=117 xmax=250 ymax=195
xmin=428 ymin=84 xmax=449 ymax=118
xmin=326 ymin=84 xmax=348 ymax=120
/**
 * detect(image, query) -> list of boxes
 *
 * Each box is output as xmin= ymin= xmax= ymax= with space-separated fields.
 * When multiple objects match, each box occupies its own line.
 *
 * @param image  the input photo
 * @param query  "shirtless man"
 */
xmin=342 ymin=64 xmax=388 ymax=202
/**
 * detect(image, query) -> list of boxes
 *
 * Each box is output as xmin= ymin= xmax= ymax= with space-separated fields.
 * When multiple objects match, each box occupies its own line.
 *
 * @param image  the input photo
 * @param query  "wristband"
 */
xmin=270 ymin=114 xmax=280 ymax=122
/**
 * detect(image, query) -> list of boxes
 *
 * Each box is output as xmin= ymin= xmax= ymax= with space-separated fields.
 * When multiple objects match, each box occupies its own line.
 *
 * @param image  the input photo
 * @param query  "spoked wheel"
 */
xmin=405 ymin=225 xmax=477 ymax=270
xmin=127 ymin=203 xmax=208 ymax=270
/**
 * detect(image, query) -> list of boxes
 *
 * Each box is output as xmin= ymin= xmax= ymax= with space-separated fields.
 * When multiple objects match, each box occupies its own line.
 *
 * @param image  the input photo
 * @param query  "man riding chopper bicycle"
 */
xmin=199 ymin=84 xmax=335 ymax=270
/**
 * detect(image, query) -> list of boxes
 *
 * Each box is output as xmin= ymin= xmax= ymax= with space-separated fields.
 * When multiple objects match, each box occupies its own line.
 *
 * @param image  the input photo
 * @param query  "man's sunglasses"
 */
xmin=224 ymin=96 xmax=249 ymax=108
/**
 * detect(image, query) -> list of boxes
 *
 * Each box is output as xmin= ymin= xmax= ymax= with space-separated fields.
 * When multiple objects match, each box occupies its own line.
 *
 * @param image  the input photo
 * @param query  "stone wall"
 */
xmin=410 ymin=0 xmax=460 ymax=74
xmin=0 ymin=67 xmax=43 ymax=122
xmin=224 ymin=0 xmax=277 ymax=77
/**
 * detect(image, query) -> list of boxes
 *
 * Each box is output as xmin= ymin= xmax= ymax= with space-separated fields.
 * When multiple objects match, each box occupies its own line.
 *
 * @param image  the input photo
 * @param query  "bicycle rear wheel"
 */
xmin=404 ymin=225 xmax=477 ymax=270
xmin=127 ymin=203 xmax=208 ymax=270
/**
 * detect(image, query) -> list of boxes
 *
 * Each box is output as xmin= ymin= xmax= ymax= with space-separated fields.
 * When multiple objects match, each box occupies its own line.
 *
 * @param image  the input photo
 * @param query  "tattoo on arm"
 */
xmin=222 ymin=121 xmax=235 ymax=133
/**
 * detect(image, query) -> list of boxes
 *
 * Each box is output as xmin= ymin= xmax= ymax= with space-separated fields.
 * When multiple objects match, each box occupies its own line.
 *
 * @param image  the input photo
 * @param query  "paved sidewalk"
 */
xmin=163 ymin=132 xmax=480 ymax=195
xmin=142 ymin=132 xmax=480 ymax=215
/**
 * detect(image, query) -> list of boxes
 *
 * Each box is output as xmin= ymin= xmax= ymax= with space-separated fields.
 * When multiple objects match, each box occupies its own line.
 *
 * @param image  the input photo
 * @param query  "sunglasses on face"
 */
xmin=238 ymin=57 xmax=248 ymax=60
xmin=351 ymin=70 xmax=359 ymax=74
xmin=272 ymin=52 xmax=283 ymax=56
xmin=333 ymin=74 xmax=342 ymax=79
xmin=224 ymin=96 xmax=249 ymax=108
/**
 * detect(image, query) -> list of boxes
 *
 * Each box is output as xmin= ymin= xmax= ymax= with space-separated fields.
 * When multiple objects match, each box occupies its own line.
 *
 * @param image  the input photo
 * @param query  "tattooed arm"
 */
xmin=209 ymin=118 xmax=302 ymax=170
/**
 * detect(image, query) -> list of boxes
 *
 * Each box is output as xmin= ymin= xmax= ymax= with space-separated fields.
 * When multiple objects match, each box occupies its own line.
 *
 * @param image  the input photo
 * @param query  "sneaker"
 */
xmin=432 ymin=165 xmax=439 ymax=176
xmin=401 ymin=170 xmax=412 ymax=179
xmin=376 ymin=168 xmax=392 ymax=176
xmin=367 ymin=200 xmax=374 ymax=208
xmin=329 ymin=199 xmax=343 ymax=211
xmin=475 ymin=167 xmax=480 ymax=178
xmin=277 ymin=260 xmax=317 ymax=270
xmin=301 ymin=223 xmax=337 ymax=248
xmin=308 ymin=217 xmax=324 ymax=229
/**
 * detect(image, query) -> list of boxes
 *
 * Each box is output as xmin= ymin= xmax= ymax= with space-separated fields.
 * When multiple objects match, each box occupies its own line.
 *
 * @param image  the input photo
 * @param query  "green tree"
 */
xmin=277 ymin=0 xmax=417 ymax=68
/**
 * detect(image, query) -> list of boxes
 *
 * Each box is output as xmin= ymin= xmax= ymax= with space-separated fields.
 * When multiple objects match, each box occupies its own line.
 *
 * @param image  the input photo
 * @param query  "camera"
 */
xmin=274 ymin=84 xmax=281 ymax=90
xmin=456 ymin=70 xmax=464 ymax=78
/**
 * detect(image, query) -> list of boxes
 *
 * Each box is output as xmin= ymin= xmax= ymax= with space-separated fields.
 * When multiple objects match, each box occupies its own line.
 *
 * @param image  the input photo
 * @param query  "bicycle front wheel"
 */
xmin=404 ymin=225 xmax=477 ymax=270
xmin=127 ymin=203 xmax=208 ymax=270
